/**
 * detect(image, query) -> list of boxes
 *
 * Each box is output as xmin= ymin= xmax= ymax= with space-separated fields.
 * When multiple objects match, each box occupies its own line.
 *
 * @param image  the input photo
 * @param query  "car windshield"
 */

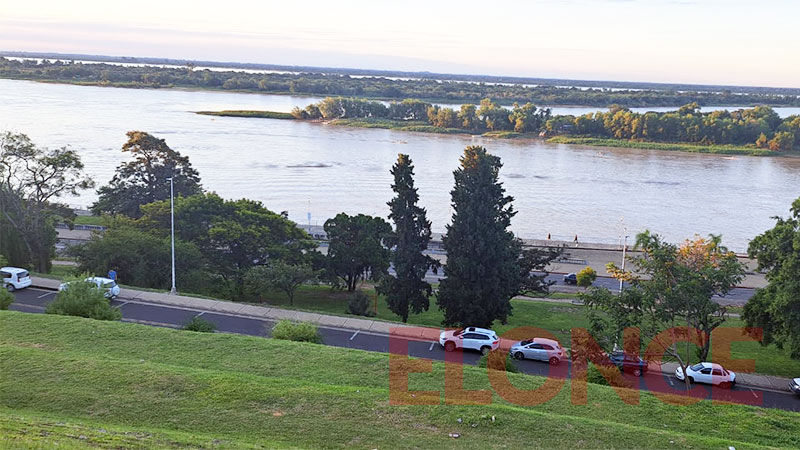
xmin=19 ymin=271 xmax=29 ymax=278
xmin=103 ymin=281 xmax=117 ymax=288
xmin=520 ymin=339 xmax=532 ymax=345
xmin=690 ymin=363 xmax=705 ymax=372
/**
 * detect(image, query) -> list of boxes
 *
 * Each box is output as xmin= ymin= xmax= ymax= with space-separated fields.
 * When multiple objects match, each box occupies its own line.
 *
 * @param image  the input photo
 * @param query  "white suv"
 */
xmin=2 ymin=267 xmax=32 ymax=291
xmin=439 ymin=327 xmax=499 ymax=355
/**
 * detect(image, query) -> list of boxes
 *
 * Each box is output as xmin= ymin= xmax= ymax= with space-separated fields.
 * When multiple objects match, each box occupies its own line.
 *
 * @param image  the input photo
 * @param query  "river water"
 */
xmin=2 ymin=78 xmax=799 ymax=251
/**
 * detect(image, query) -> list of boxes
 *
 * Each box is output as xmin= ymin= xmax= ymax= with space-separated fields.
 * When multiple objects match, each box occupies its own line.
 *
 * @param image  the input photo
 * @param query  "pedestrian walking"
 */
xmin=108 ymin=268 xmax=117 ymax=281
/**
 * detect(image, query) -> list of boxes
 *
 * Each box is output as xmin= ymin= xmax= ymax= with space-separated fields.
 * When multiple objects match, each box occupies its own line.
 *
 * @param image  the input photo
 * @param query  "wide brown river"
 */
xmin=2 ymin=78 xmax=800 ymax=252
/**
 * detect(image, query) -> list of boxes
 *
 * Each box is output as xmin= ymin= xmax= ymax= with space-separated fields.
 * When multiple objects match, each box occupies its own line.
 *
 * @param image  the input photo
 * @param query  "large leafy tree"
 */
xmin=135 ymin=193 xmax=315 ymax=296
xmin=582 ymin=232 xmax=745 ymax=388
xmin=324 ymin=213 xmax=392 ymax=292
xmin=244 ymin=261 xmax=318 ymax=305
xmin=379 ymin=154 xmax=440 ymax=322
xmin=71 ymin=225 xmax=207 ymax=291
xmin=436 ymin=146 xmax=522 ymax=328
xmin=0 ymin=132 xmax=93 ymax=271
xmin=743 ymin=199 xmax=800 ymax=358
xmin=92 ymin=131 xmax=202 ymax=217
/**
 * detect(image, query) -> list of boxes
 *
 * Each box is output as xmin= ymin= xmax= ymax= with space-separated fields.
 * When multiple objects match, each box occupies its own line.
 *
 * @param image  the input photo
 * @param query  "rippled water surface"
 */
xmin=2 ymin=79 xmax=799 ymax=251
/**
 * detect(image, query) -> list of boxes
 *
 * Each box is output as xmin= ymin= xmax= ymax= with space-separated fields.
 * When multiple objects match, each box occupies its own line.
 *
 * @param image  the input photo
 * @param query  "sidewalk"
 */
xmin=31 ymin=277 xmax=793 ymax=393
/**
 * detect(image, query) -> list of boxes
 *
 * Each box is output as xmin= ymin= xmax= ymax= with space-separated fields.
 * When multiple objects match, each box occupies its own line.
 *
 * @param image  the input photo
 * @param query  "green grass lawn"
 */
xmin=1 ymin=311 xmax=799 ymax=449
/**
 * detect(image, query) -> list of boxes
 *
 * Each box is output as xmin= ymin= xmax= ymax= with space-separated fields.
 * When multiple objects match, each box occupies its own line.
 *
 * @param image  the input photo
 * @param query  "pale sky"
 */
xmin=1 ymin=0 xmax=798 ymax=87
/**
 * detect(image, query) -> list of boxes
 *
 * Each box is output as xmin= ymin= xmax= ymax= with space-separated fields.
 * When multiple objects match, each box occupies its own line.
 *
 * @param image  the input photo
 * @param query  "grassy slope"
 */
xmin=548 ymin=136 xmax=776 ymax=156
xmin=1 ymin=312 xmax=799 ymax=449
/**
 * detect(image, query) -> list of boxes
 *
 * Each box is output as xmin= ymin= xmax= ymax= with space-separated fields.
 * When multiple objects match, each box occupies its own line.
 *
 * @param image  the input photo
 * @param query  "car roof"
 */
xmin=88 ymin=277 xmax=115 ymax=283
xmin=533 ymin=337 xmax=560 ymax=346
xmin=465 ymin=327 xmax=496 ymax=335
xmin=0 ymin=267 xmax=27 ymax=273
xmin=698 ymin=362 xmax=723 ymax=370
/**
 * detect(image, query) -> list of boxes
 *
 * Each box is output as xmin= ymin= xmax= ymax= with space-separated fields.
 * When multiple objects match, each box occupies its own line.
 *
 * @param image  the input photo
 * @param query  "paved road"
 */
xmin=8 ymin=287 xmax=797 ymax=412
xmin=416 ymin=268 xmax=756 ymax=305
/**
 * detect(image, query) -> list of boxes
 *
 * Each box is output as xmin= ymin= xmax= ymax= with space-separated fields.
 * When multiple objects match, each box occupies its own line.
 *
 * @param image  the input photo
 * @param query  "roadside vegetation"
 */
xmin=1 ymin=312 xmax=799 ymax=449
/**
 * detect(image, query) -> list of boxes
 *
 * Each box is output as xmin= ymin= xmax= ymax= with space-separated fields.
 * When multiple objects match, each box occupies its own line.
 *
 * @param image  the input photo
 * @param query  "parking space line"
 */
xmin=429 ymin=342 xmax=435 ymax=351
xmin=195 ymin=311 xmax=206 ymax=317
xmin=349 ymin=330 xmax=359 ymax=341
xmin=668 ymin=378 xmax=674 ymax=386
xmin=116 ymin=301 xmax=129 ymax=308
xmin=750 ymin=388 xmax=758 ymax=398
xmin=37 ymin=291 xmax=55 ymax=298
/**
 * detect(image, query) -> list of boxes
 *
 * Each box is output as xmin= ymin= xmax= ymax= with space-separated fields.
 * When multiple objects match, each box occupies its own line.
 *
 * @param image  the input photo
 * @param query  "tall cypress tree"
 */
xmin=437 ymin=146 xmax=522 ymax=328
xmin=380 ymin=154 xmax=440 ymax=322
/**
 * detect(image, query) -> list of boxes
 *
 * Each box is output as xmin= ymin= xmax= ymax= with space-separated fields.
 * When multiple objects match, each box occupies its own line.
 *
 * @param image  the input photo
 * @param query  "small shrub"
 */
xmin=46 ymin=278 xmax=121 ymax=321
xmin=347 ymin=291 xmax=376 ymax=317
xmin=0 ymin=289 xmax=13 ymax=310
xmin=587 ymin=363 xmax=632 ymax=388
xmin=576 ymin=266 xmax=598 ymax=288
xmin=478 ymin=353 xmax=520 ymax=373
xmin=182 ymin=316 xmax=217 ymax=332
xmin=271 ymin=320 xmax=322 ymax=344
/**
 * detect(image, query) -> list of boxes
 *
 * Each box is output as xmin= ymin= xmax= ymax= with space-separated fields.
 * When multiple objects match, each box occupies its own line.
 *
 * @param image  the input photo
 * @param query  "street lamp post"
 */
xmin=620 ymin=229 xmax=628 ymax=293
xmin=166 ymin=177 xmax=177 ymax=295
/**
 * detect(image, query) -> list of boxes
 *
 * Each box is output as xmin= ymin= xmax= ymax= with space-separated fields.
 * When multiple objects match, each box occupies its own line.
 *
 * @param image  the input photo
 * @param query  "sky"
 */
xmin=1 ymin=0 xmax=798 ymax=87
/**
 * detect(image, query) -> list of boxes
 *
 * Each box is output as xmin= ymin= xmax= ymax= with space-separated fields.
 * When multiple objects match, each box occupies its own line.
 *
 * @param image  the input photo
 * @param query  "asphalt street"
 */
xmin=8 ymin=287 xmax=797 ymax=412
xmin=416 ymin=268 xmax=755 ymax=305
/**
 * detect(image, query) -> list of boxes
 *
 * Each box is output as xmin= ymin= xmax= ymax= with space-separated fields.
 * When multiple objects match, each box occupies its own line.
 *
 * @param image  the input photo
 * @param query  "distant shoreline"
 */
xmin=194 ymin=110 xmax=783 ymax=156
xmin=547 ymin=136 xmax=776 ymax=156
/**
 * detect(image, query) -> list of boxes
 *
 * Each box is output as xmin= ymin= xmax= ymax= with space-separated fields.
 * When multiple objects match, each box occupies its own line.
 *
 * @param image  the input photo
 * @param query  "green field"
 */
xmin=1 ymin=311 xmax=799 ymax=449
xmin=548 ymin=136 xmax=776 ymax=156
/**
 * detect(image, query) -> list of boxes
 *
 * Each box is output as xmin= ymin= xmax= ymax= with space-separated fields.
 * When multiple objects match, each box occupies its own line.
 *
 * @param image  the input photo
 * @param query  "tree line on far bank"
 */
xmin=4 ymin=130 xmax=800 ymax=364
xmin=3 ymin=57 xmax=800 ymax=108
xmin=294 ymin=97 xmax=800 ymax=151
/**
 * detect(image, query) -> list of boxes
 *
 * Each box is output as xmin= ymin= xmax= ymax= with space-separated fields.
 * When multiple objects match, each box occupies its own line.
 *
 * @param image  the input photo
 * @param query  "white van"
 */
xmin=1 ymin=267 xmax=32 ymax=291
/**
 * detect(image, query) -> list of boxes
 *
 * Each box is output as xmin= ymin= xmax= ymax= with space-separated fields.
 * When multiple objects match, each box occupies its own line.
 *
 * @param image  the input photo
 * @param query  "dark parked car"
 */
xmin=563 ymin=273 xmax=577 ymax=285
xmin=609 ymin=352 xmax=648 ymax=377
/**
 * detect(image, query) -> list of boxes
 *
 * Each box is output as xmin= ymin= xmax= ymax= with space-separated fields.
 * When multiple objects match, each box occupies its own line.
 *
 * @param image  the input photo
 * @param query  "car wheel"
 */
xmin=444 ymin=341 xmax=455 ymax=352
xmin=633 ymin=368 xmax=642 ymax=377
xmin=514 ymin=351 xmax=525 ymax=360
xmin=6 ymin=284 xmax=15 ymax=292
xmin=480 ymin=346 xmax=491 ymax=356
xmin=549 ymin=357 xmax=559 ymax=366
xmin=687 ymin=376 xmax=694 ymax=384
xmin=719 ymin=381 xmax=732 ymax=390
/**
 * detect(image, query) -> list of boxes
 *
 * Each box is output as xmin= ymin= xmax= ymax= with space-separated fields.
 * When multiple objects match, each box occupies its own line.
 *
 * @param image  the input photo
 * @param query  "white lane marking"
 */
xmin=668 ymin=378 xmax=674 ymax=386
xmin=350 ymin=330 xmax=359 ymax=341
xmin=116 ymin=301 xmax=129 ymax=308
xmin=750 ymin=389 xmax=758 ymax=398
xmin=195 ymin=311 xmax=205 ymax=317
xmin=37 ymin=291 xmax=55 ymax=298
xmin=429 ymin=342 xmax=435 ymax=351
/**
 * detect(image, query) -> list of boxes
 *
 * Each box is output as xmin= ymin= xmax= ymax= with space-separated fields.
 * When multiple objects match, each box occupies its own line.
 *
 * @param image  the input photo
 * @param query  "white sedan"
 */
xmin=59 ymin=277 xmax=120 ymax=299
xmin=675 ymin=362 xmax=736 ymax=388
